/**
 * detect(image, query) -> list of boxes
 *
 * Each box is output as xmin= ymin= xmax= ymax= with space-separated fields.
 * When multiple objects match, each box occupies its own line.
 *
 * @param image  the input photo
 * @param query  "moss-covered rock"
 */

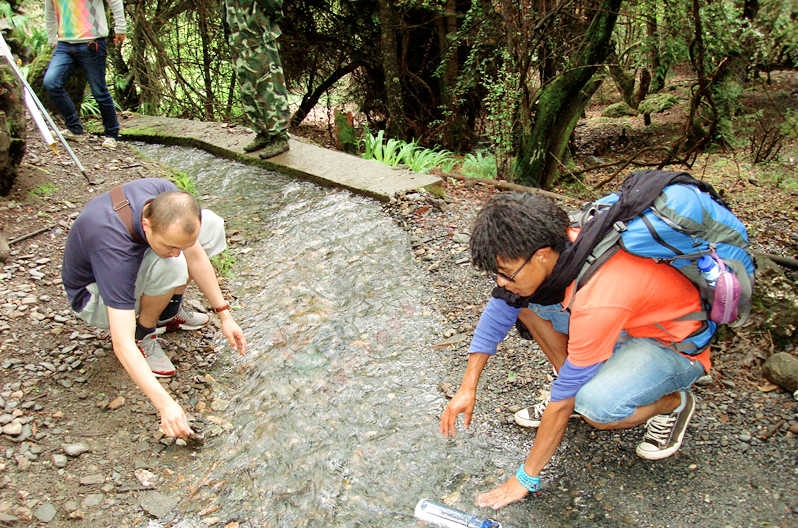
xmin=0 ymin=64 xmax=27 ymax=196
xmin=638 ymin=93 xmax=679 ymax=115
xmin=752 ymin=254 xmax=798 ymax=347
xmin=601 ymin=101 xmax=637 ymax=118
xmin=26 ymin=46 xmax=87 ymax=116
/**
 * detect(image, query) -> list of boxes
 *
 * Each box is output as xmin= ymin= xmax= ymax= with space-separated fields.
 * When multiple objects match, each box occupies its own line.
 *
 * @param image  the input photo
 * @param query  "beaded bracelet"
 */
xmin=213 ymin=303 xmax=231 ymax=313
xmin=515 ymin=464 xmax=541 ymax=493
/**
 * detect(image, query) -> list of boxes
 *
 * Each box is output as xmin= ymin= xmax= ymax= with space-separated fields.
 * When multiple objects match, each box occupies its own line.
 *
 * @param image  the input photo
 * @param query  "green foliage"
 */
xmin=334 ymin=110 xmax=357 ymax=153
xmin=28 ymin=183 xmax=56 ymax=198
xmin=754 ymin=0 xmax=798 ymax=69
xmin=168 ymin=170 xmax=197 ymax=196
xmin=210 ymin=250 xmax=236 ymax=278
xmin=459 ymin=151 xmax=497 ymax=180
xmin=80 ymin=95 xmax=126 ymax=120
xmin=406 ymin=146 xmax=456 ymax=174
xmin=361 ymin=126 xmax=455 ymax=174
xmin=0 ymin=2 xmax=49 ymax=57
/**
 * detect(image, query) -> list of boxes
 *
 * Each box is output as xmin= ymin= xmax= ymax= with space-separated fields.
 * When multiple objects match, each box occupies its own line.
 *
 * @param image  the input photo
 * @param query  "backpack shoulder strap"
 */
xmin=109 ymin=185 xmax=145 ymax=244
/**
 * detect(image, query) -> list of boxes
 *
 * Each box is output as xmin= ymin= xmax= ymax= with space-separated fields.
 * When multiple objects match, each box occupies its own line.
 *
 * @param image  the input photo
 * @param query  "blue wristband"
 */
xmin=515 ymin=464 xmax=541 ymax=493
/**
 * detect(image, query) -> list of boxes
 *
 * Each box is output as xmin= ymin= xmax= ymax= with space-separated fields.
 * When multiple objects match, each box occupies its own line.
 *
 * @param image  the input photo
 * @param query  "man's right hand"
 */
xmin=158 ymin=399 xmax=193 ymax=438
xmin=439 ymin=387 xmax=476 ymax=438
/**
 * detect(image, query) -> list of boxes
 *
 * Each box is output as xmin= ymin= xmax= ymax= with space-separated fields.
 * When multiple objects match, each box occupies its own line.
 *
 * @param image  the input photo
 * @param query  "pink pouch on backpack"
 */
xmin=710 ymin=268 xmax=741 ymax=324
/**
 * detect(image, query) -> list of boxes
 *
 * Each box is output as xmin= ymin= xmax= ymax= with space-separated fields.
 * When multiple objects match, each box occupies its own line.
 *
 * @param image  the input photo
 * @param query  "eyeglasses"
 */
xmin=496 ymin=253 xmax=534 ymax=282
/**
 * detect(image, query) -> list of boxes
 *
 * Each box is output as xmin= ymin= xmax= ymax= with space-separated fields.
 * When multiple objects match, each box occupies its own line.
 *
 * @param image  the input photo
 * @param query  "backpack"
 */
xmin=535 ymin=170 xmax=756 ymax=354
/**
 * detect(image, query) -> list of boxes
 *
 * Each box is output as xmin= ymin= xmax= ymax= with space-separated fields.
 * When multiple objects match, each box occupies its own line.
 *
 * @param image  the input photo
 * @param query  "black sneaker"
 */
xmin=636 ymin=391 xmax=695 ymax=460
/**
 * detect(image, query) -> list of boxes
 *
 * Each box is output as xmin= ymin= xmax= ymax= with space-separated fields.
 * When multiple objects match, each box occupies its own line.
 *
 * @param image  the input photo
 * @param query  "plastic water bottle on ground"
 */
xmin=697 ymin=255 xmax=721 ymax=287
xmin=414 ymin=498 xmax=502 ymax=528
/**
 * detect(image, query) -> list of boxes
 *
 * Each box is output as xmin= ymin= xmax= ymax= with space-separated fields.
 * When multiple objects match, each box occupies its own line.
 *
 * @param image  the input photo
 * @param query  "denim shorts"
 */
xmin=77 ymin=210 xmax=226 ymax=329
xmin=529 ymin=302 xmax=706 ymax=423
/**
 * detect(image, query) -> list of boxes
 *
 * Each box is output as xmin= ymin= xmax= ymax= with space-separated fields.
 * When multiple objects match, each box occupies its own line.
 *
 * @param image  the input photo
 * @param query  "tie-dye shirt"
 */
xmin=45 ymin=0 xmax=126 ymax=44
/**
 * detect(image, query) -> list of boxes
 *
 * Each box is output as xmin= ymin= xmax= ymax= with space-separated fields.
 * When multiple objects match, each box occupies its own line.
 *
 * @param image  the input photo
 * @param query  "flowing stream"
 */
xmin=134 ymin=145 xmax=532 ymax=528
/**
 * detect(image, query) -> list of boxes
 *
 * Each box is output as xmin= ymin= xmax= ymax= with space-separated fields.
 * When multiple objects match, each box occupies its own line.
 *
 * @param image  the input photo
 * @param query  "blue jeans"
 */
xmin=574 ymin=336 xmax=705 ymax=423
xmin=528 ymin=303 xmax=705 ymax=423
xmin=43 ymin=39 xmax=119 ymax=138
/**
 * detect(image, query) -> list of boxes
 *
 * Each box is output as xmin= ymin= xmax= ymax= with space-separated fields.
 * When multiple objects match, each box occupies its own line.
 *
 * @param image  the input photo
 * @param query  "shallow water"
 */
xmin=134 ymin=145 xmax=533 ymax=527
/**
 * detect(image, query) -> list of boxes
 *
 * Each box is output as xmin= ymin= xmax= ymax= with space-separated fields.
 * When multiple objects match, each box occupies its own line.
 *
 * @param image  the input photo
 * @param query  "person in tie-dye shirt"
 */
xmin=43 ymin=0 xmax=125 ymax=149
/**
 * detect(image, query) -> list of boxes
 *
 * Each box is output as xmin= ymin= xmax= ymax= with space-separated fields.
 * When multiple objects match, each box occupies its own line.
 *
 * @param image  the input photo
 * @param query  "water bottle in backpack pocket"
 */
xmin=698 ymin=254 xmax=743 ymax=324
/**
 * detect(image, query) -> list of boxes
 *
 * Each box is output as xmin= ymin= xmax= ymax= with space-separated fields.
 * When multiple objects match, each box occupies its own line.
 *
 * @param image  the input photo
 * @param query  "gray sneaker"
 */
xmin=514 ymin=397 xmax=580 ymax=428
xmin=157 ymin=304 xmax=210 ymax=332
xmin=136 ymin=332 xmax=175 ymax=377
xmin=636 ymin=391 xmax=695 ymax=460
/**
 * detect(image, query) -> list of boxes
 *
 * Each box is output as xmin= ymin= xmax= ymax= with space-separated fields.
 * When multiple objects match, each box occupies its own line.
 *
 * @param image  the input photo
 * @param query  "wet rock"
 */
xmin=210 ymin=397 xmax=230 ymax=411
xmin=139 ymin=491 xmax=179 ymax=518
xmin=33 ymin=503 xmax=56 ymax=523
xmin=762 ymin=352 xmax=798 ymax=392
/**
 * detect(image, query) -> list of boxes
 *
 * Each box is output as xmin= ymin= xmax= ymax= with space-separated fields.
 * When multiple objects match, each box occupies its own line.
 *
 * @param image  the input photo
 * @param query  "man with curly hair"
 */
xmin=440 ymin=191 xmax=709 ymax=509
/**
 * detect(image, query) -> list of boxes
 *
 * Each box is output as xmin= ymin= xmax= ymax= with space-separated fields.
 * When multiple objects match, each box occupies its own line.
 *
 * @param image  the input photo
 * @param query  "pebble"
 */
xmin=52 ymin=454 xmax=68 ymax=468
xmin=33 ymin=503 xmax=56 ymax=523
xmin=80 ymin=473 xmax=105 ymax=486
xmin=2 ymin=420 xmax=22 ymax=436
xmin=139 ymin=491 xmax=179 ymax=518
xmin=81 ymin=493 xmax=104 ymax=508
xmin=63 ymin=442 xmax=91 ymax=457
xmin=134 ymin=468 xmax=159 ymax=487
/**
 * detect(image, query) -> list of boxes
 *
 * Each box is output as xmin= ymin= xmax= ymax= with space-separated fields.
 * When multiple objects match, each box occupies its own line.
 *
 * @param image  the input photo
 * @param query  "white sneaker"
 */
xmin=636 ymin=391 xmax=696 ymax=460
xmin=136 ymin=332 xmax=175 ymax=377
xmin=101 ymin=137 xmax=118 ymax=149
xmin=157 ymin=304 xmax=210 ymax=333
xmin=514 ymin=398 xmax=580 ymax=428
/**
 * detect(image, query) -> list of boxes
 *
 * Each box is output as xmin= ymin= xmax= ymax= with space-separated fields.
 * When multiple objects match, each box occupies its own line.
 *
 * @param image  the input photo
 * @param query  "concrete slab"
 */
xmin=118 ymin=114 xmax=442 ymax=201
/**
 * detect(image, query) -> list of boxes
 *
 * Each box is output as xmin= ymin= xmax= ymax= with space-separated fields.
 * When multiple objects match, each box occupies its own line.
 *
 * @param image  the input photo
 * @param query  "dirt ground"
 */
xmin=1 ymin=73 xmax=797 ymax=527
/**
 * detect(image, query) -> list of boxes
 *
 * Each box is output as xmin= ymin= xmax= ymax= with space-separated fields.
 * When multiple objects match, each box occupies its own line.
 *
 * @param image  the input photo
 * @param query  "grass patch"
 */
xmin=168 ymin=170 xmax=197 ymax=196
xmin=28 ymin=183 xmax=57 ymax=198
xmin=211 ymin=250 xmax=236 ymax=278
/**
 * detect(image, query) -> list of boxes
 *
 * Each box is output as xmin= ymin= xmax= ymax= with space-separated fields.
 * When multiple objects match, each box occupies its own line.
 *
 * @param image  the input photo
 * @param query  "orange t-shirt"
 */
xmin=563 ymin=249 xmax=711 ymax=372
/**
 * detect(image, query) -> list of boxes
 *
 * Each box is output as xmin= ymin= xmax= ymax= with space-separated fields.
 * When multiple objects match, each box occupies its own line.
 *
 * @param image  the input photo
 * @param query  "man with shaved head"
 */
xmin=62 ymin=178 xmax=247 ymax=438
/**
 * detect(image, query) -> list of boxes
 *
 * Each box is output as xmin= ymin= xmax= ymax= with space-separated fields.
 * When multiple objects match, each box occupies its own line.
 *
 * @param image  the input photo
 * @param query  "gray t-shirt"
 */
xmin=62 ymin=178 xmax=176 ymax=312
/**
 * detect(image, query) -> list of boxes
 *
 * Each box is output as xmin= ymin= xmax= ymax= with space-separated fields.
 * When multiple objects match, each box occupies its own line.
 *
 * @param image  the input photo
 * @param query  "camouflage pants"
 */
xmin=224 ymin=1 xmax=290 ymax=140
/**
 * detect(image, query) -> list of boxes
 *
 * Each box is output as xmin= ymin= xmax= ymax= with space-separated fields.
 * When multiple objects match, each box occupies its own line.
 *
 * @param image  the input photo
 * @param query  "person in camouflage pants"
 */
xmin=224 ymin=0 xmax=291 ymax=158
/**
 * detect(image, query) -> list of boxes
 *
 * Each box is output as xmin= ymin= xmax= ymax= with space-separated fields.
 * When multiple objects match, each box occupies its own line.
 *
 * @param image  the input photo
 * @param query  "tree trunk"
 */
xmin=436 ymin=0 xmax=468 ymax=150
xmin=107 ymin=43 xmax=139 ymax=110
xmin=646 ymin=10 xmax=665 ymax=93
xmin=290 ymin=62 xmax=361 ymax=128
xmin=198 ymin=3 xmax=215 ymax=120
xmin=513 ymin=0 xmax=623 ymax=188
xmin=377 ymin=0 xmax=405 ymax=138
xmin=0 ymin=64 xmax=26 ymax=196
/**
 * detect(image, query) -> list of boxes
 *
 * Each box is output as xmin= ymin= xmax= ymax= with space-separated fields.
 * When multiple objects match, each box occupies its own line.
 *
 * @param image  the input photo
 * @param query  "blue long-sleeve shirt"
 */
xmin=467 ymin=296 xmax=600 ymax=401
